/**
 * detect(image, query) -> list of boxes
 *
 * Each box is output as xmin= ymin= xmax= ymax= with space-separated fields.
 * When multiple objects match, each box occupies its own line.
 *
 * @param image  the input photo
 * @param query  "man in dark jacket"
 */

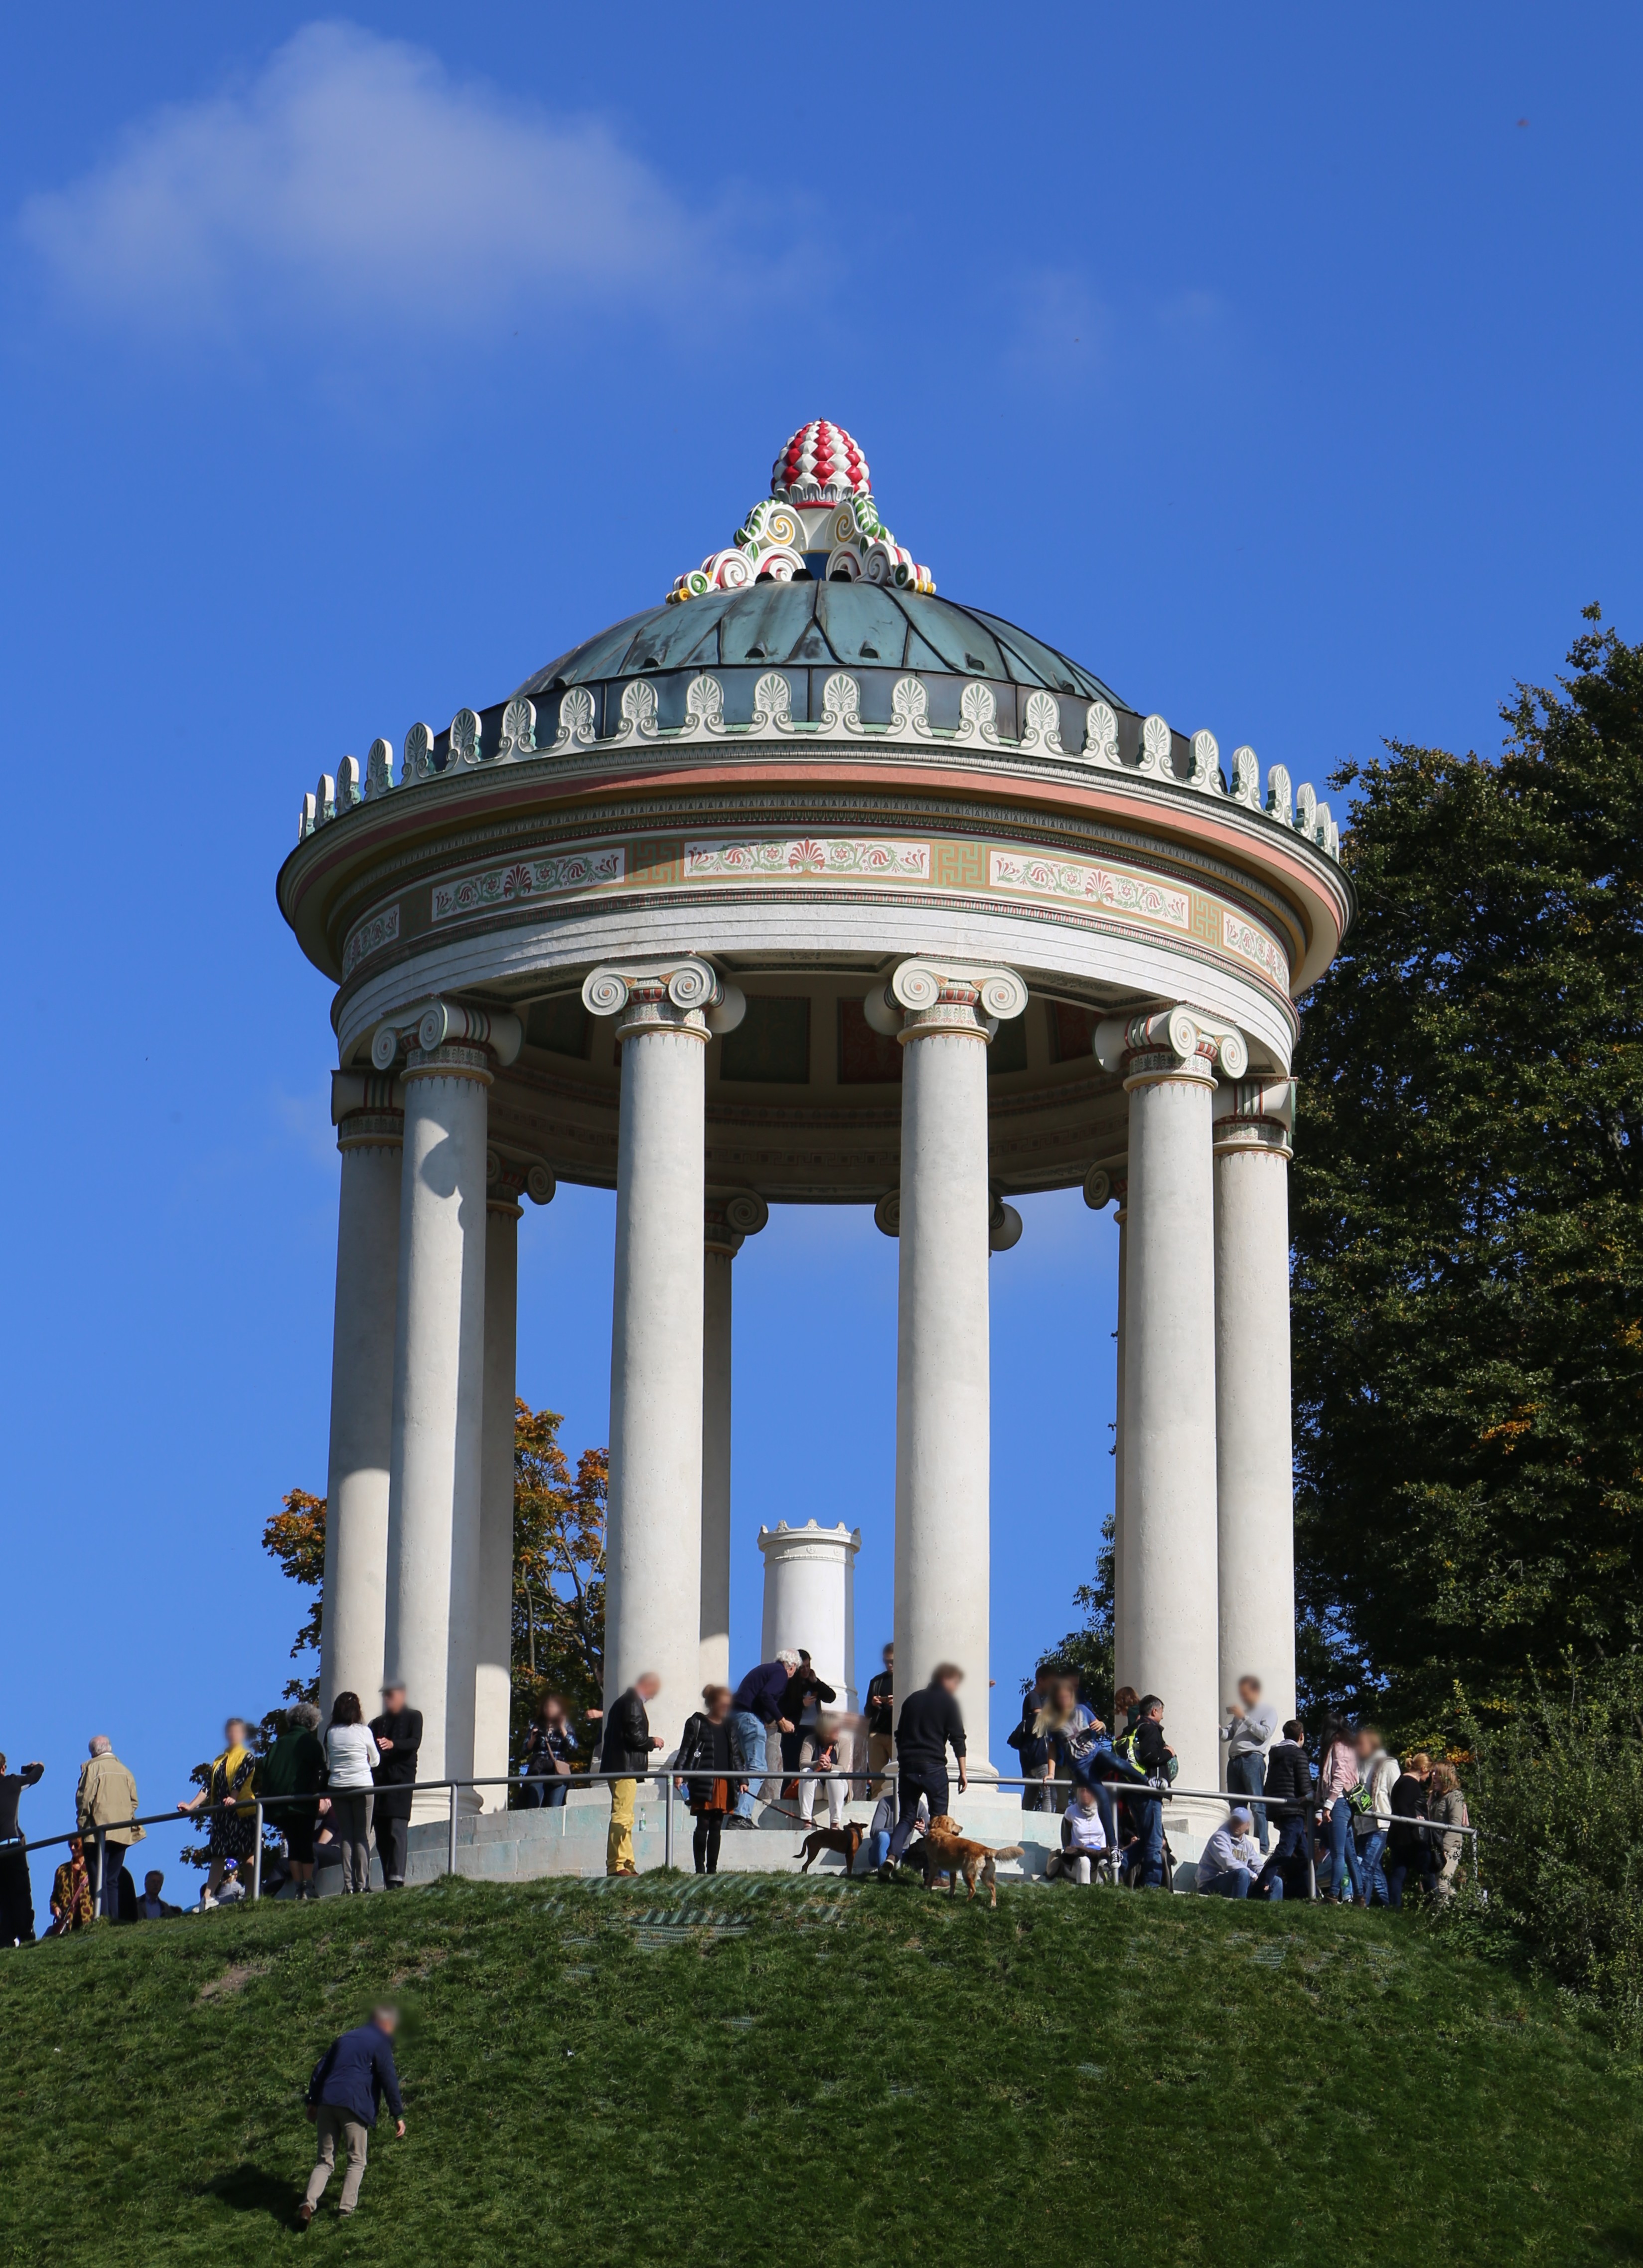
xmin=779 ymin=1650 xmax=838 ymax=1782
xmin=1253 ymin=1722 xmax=1313 ymax=1902
xmin=726 ymin=1652 xmax=799 ymax=1827
xmin=886 ymin=1664 xmax=967 ymax=1866
xmin=1112 ymin=1696 xmax=1174 ymax=1888
xmin=299 ymin=2005 xmax=405 ymax=2226
xmin=369 ymin=1687 xmax=423 ymax=1890
xmin=0 ymin=1754 xmax=44 ymax=1945
xmin=600 ymin=1673 xmax=662 ymax=1876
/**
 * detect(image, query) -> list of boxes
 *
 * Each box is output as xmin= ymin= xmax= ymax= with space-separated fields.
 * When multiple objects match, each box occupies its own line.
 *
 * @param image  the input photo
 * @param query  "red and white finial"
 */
xmin=770 ymin=420 xmax=871 ymax=505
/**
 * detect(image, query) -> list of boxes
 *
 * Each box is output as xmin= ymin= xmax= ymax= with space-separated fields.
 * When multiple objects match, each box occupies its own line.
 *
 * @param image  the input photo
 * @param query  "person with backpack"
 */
xmin=1112 ymin=1695 xmax=1174 ymax=1889
xmin=1352 ymin=1726 xmax=1400 ymax=1907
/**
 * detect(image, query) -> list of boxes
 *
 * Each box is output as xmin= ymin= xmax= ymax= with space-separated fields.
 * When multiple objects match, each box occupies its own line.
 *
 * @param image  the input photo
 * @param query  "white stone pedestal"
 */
xmin=757 ymin=1519 xmax=861 ymax=1711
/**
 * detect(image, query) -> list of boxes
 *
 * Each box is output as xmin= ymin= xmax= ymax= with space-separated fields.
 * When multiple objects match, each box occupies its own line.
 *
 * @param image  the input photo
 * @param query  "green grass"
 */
xmin=2 ymin=1871 xmax=1641 ymax=2266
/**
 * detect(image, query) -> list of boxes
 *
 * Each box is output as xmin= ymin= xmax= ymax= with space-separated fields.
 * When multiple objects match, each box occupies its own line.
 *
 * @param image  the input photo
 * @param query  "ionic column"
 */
xmin=1083 ymin=1163 xmax=1128 ymax=1695
xmin=318 ymin=1072 xmax=403 ymax=1717
xmin=473 ymin=1150 xmax=556 ymax=1810
xmin=1097 ymin=1005 xmax=1246 ymax=1792
xmin=1213 ymin=1080 xmax=1298 ymax=1740
xmin=881 ymin=958 xmax=1029 ymax=1777
xmin=701 ymin=1193 xmax=768 ymax=1691
xmin=584 ymin=959 xmax=741 ymax=1755
xmin=378 ymin=999 xmax=520 ymax=1815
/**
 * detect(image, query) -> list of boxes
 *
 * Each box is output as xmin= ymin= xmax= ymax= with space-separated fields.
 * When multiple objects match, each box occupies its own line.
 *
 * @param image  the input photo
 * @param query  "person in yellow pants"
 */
xmin=600 ymin=1672 xmax=662 ymax=1875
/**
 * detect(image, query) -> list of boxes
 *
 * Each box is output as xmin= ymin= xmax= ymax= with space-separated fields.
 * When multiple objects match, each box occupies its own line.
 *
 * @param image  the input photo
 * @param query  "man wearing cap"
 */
xmin=1195 ymin=1807 xmax=1266 ymax=1899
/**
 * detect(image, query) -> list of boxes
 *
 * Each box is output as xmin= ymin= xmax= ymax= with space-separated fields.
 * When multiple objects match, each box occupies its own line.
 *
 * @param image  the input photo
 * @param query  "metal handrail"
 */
xmin=4 ymin=1763 xmax=1477 ymax=1913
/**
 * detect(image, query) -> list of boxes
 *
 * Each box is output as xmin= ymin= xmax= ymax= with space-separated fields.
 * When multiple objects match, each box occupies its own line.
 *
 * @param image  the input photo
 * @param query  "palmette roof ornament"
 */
xmin=668 ymin=420 xmax=935 ymax=604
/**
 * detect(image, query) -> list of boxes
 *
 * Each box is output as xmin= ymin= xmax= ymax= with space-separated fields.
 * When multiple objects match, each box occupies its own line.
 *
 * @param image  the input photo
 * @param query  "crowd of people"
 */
xmin=0 ymin=1647 xmax=1471 ymax=1938
xmin=1008 ymin=1667 xmax=1473 ymax=1903
xmin=0 ymin=1683 xmax=427 ymax=1943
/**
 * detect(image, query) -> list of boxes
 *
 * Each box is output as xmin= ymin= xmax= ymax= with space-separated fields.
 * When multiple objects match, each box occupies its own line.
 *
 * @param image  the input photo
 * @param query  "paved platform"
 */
xmin=310 ymin=1783 xmax=1225 ymax=1895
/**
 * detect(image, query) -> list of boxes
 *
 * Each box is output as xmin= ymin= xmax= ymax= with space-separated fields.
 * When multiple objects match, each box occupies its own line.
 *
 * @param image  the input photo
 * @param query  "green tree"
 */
xmin=1290 ymin=610 xmax=1643 ymax=1729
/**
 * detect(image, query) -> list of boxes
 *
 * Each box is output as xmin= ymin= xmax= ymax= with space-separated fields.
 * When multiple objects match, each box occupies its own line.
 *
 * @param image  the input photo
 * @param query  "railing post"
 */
xmin=664 ymin=1772 xmax=674 ymax=1873
xmin=95 ymin=1826 xmax=107 ymax=1920
xmin=448 ymin=1783 xmax=459 ymax=1878
xmin=252 ymin=1802 xmax=264 ymax=1902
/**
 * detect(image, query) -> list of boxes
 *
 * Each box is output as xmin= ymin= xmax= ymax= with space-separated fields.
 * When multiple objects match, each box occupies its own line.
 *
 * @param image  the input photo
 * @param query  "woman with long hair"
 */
xmin=675 ymin=1684 xmax=734 ymax=1875
xmin=322 ymin=1692 xmax=380 ymax=1895
xmin=1314 ymin=1717 xmax=1364 ymax=1903
xmin=1427 ymin=1761 xmax=1470 ymax=1900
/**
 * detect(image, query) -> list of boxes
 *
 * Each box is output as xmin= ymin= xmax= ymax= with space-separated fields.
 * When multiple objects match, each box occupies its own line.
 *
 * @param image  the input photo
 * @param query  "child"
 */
xmin=1047 ymin=1783 xmax=1108 ymax=1885
xmin=797 ymin=1716 xmax=847 ymax=1830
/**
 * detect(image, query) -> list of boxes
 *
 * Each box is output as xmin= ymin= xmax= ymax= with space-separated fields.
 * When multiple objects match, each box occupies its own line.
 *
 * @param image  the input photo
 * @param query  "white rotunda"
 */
xmin=279 ymin=419 xmax=1351 ymax=1826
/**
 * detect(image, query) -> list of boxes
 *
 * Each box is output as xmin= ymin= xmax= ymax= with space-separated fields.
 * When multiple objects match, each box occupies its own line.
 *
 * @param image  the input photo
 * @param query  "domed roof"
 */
xmin=513 ymin=580 xmax=1125 ymax=707
xmin=771 ymin=419 xmax=870 ymax=505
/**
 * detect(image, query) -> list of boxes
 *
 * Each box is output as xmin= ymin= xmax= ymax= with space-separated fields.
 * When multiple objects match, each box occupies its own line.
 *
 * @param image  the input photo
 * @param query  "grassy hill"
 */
xmin=2 ymin=1869 xmax=1640 ymax=2266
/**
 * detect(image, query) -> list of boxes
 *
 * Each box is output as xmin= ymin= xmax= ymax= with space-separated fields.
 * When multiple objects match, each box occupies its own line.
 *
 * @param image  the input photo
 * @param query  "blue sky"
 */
xmin=4 ymin=7 xmax=1640 ymax=1907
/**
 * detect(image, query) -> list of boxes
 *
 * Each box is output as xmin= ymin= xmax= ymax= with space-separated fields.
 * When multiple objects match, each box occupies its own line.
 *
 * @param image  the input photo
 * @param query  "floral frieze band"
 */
xmin=431 ymin=847 xmax=626 ymax=924
xmin=356 ymin=827 xmax=1290 ymax=997
xmin=341 ymin=903 xmax=399 ymax=976
xmin=989 ymin=850 xmax=1190 ymax=930
xmin=684 ymin=836 xmax=931 ymax=882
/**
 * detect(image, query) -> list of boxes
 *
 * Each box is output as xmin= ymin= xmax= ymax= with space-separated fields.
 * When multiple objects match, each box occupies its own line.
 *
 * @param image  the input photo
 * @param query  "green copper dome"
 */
xmin=514 ymin=581 xmax=1128 ymax=711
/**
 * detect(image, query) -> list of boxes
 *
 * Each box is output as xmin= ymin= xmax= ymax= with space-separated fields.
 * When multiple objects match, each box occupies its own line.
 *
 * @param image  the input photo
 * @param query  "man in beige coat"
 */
xmin=76 ymin=1737 xmax=143 ymax=1920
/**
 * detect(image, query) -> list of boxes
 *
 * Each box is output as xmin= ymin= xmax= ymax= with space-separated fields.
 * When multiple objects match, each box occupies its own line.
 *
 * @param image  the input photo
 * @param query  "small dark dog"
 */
xmin=797 ymin=1822 xmax=865 ymax=1877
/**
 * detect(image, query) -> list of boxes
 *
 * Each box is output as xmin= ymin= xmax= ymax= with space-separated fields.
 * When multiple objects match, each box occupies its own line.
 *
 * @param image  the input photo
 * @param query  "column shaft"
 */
xmin=1214 ymin=1135 xmax=1296 ymax=1735
xmin=319 ymin=1116 xmax=402 ymax=1716
xmin=1111 ymin=1204 xmax=1129 ymax=1698
xmin=1123 ymin=1068 xmax=1220 ymax=1790
xmin=605 ymin=1024 xmax=706 ymax=1754
xmin=473 ymin=1189 xmax=521 ymax=1809
xmin=383 ymin=1045 xmax=491 ymax=1811
xmin=894 ymin=1026 xmax=993 ymax=1772
xmin=700 ymin=1245 xmax=734 ymax=1692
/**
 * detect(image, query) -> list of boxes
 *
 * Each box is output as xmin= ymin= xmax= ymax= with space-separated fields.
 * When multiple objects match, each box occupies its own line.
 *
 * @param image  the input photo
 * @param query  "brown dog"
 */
xmin=798 ymin=1821 xmax=865 ymax=1877
xmin=905 ymin=1815 xmax=1025 ymax=1908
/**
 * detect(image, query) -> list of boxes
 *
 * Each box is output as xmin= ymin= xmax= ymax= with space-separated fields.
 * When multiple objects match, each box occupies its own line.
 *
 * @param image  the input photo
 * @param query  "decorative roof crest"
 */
xmin=668 ymin=420 xmax=935 ymax=604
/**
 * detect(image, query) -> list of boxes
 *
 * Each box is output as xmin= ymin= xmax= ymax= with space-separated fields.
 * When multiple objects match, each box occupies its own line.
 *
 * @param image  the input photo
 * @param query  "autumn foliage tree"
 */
xmin=264 ymin=1404 xmax=607 ymax=1774
xmin=261 ymin=1487 xmax=326 ymax=1707
xmin=510 ymin=1399 xmax=607 ymax=1766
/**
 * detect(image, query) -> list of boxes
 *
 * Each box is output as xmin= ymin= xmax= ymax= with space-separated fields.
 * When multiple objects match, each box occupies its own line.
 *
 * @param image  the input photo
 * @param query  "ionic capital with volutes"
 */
xmin=1211 ymin=1078 xmax=1297 ymax=1160
xmin=864 ymin=959 xmax=1029 ymax=1045
xmin=1095 ymin=1004 xmax=1249 ymax=1090
xmin=486 ymin=1147 xmax=558 ymax=1218
xmin=581 ymin=958 xmax=747 ymax=1045
xmin=331 ymin=1069 xmax=404 ymax=1150
xmin=704 ymin=1191 xmax=769 ymax=1258
xmin=369 ymin=997 xmax=523 ymax=1084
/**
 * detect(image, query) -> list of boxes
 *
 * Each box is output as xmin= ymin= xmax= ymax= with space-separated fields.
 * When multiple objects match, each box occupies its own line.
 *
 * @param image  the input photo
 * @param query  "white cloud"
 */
xmin=18 ymin=20 xmax=734 ymax=337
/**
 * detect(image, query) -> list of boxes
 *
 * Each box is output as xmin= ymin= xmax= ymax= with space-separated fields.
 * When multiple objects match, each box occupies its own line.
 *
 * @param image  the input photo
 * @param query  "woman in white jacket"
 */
xmin=322 ymin=1693 xmax=380 ymax=1895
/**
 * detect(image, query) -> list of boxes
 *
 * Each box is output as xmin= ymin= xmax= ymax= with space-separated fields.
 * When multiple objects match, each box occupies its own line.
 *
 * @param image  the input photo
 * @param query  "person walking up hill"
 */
xmin=0 ymin=1753 xmax=44 ymax=1945
xmin=299 ymin=2004 xmax=406 ymax=2227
